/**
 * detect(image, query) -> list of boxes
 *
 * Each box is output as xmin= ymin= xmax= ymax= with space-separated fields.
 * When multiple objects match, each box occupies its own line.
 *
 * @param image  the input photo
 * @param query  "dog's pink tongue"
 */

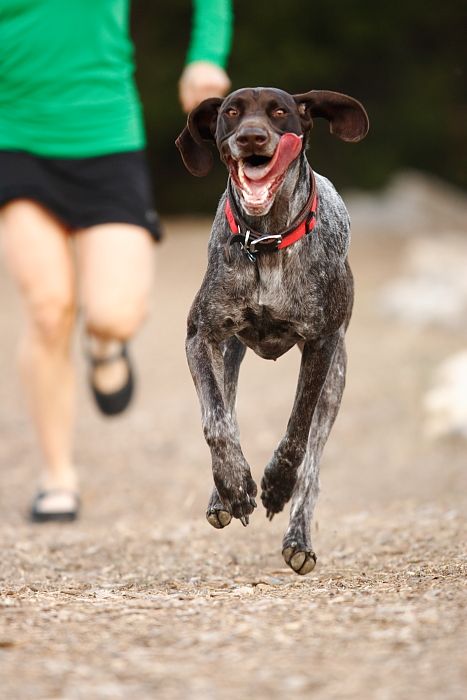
xmin=243 ymin=132 xmax=303 ymax=182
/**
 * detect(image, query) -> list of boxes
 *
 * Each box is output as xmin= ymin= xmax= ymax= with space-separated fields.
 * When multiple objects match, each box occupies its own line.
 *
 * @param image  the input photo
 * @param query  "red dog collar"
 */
xmin=225 ymin=169 xmax=318 ymax=260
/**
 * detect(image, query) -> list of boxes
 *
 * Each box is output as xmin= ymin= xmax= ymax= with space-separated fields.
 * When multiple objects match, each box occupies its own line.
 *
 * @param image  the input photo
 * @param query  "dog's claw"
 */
xmin=213 ymin=469 xmax=257 ymax=526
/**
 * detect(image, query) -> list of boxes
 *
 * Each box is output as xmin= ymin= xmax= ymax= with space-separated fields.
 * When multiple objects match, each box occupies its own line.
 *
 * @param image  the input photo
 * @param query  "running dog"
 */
xmin=176 ymin=87 xmax=369 ymax=574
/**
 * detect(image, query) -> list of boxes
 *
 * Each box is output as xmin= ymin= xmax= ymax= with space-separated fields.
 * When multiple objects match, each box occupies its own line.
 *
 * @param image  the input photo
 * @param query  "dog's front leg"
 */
xmin=186 ymin=327 xmax=257 ymax=526
xmin=261 ymin=331 xmax=340 ymax=519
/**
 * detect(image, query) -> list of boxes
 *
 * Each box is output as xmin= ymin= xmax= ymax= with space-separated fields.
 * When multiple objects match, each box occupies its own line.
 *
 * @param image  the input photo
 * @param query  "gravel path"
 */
xmin=1 ymin=221 xmax=466 ymax=699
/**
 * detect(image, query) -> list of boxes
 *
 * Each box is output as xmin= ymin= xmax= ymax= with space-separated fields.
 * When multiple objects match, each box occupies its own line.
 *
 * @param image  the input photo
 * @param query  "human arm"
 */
xmin=179 ymin=0 xmax=233 ymax=113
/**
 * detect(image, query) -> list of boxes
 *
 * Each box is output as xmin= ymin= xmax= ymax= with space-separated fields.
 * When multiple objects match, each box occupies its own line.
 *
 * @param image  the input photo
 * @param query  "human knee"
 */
xmin=28 ymin=297 xmax=75 ymax=346
xmin=84 ymin=297 xmax=149 ymax=341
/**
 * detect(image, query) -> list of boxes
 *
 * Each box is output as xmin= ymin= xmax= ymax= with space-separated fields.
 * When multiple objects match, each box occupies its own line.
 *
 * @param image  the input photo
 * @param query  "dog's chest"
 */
xmin=231 ymin=261 xmax=328 ymax=359
xmin=235 ymin=304 xmax=303 ymax=359
xmin=255 ymin=263 xmax=286 ymax=307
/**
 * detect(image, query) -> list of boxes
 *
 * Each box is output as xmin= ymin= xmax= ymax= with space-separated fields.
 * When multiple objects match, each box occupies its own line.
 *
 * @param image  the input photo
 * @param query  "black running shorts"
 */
xmin=0 ymin=149 xmax=161 ymax=240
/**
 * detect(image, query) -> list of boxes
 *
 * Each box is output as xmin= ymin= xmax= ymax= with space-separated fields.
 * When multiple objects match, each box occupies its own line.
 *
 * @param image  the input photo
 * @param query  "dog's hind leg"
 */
xmin=282 ymin=334 xmax=347 ymax=574
xmin=207 ymin=336 xmax=247 ymax=529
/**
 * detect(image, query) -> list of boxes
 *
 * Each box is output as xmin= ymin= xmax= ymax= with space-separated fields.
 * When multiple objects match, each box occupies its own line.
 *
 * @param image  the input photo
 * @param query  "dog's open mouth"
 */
xmin=229 ymin=133 xmax=303 ymax=214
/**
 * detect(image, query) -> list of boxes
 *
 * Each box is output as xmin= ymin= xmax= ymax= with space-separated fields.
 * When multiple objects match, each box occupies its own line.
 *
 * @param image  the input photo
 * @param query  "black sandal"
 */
xmin=88 ymin=343 xmax=134 ymax=416
xmin=30 ymin=490 xmax=80 ymax=523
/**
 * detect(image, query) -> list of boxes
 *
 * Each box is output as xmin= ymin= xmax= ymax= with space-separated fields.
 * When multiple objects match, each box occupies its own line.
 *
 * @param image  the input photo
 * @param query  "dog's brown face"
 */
xmin=216 ymin=89 xmax=305 ymax=214
xmin=176 ymin=87 xmax=369 ymax=215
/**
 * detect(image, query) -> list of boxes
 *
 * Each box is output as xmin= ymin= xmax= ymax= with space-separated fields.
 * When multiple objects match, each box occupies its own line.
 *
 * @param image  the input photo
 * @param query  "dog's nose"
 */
xmin=235 ymin=127 xmax=269 ymax=150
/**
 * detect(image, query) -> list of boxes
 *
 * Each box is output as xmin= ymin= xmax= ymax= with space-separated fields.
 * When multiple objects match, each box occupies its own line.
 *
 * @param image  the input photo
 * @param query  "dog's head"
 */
xmin=176 ymin=87 xmax=369 ymax=216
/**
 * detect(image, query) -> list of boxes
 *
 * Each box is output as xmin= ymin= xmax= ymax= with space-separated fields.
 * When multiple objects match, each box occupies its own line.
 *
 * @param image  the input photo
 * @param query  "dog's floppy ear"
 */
xmin=293 ymin=90 xmax=369 ymax=143
xmin=175 ymin=97 xmax=223 ymax=176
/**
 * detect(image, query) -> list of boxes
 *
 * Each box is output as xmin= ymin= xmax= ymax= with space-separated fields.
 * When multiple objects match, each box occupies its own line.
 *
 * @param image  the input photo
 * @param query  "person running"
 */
xmin=0 ymin=0 xmax=233 ymax=522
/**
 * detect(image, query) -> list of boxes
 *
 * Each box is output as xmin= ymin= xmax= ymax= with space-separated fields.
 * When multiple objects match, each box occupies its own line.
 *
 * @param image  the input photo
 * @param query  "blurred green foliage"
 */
xmin=131 ymin=0 xmax=466 ymax=213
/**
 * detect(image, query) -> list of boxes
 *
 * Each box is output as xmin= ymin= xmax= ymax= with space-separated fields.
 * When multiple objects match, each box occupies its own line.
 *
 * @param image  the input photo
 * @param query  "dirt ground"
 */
xmin=0 ymin=218 xmax=466 ymax=700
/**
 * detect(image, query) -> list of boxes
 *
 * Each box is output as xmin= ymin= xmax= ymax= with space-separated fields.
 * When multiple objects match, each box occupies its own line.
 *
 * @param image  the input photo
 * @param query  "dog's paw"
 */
xmin=282 ymin=541 xmax=317 ymax=576
xmin=206 ymin=508 xmax=232 ymax=529
xmin=260 ymin=465 xmax=297 ymax=520
xmin=213 ymin=469 xmax=257 ymax=526
xmin=206 ymin=487 xmax=232 ymax=529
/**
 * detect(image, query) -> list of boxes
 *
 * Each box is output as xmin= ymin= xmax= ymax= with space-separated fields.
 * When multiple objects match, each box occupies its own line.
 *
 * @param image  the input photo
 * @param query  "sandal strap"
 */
xmin=86 ymin=342 xmax=128 ymax=368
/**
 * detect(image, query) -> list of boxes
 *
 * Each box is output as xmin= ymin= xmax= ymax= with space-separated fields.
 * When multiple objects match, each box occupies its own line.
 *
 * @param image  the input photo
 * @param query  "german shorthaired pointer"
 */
xmin=176 ymin=87 xmax=369 ymax=574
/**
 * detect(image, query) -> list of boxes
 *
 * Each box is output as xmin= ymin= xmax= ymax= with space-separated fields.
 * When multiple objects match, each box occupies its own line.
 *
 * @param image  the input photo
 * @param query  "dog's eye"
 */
xmin=272 ymin=108 xmax=287 ymax=117
xmin=225 ymin=107 xmax=239 ymax=118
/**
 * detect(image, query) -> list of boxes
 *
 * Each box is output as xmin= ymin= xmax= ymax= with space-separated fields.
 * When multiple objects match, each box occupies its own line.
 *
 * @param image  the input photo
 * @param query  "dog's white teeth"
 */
xmin=238 ymin=164 xmax=253 ymax=194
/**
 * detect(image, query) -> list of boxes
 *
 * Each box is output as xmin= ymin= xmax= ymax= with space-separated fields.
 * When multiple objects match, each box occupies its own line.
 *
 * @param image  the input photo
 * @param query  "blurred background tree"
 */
xmin=132 ymin=0 xmax=466 ymax=214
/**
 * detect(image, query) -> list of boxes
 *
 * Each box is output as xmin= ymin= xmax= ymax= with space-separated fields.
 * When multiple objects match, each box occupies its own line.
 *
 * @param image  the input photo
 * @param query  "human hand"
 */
xmin=178 ymin=61 xmax=231 ymax=113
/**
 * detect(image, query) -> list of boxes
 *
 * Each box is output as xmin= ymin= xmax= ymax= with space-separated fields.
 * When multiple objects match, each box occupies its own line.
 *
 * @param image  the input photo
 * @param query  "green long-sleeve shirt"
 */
xmin=0 ymin=0 xmax=232 ymax=157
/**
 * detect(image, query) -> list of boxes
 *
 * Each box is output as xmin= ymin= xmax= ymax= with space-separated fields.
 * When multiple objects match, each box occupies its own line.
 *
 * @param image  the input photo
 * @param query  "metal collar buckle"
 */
xmin=248 ymin=233 xmax=283 ymax=253
xmin=238 ymin=229 xmax=284 ymax=263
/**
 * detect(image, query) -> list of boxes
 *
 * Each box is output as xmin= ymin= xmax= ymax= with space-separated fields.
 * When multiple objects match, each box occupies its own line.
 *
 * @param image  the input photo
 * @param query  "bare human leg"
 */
xmin=76 ymin=224 xmax=155 ymax=409
xmin=0 ymin=200 xmax=77 ymax=516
